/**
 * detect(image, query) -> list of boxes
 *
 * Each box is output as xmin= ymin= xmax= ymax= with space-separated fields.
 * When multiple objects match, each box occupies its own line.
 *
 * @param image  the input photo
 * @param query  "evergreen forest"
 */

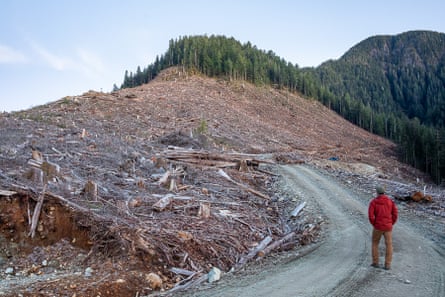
xmin=120 ymin=32 xmax=445 ymax=184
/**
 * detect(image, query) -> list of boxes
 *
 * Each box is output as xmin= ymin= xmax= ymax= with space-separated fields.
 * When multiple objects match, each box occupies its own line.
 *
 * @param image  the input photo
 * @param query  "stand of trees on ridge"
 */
xmin=120 ymin=33 xmax=445 ymax=184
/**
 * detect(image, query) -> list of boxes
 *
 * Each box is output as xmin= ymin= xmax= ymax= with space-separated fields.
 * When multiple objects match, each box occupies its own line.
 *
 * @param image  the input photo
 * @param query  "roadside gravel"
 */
xmin=176 ymin=164 xmax=445 ymax=297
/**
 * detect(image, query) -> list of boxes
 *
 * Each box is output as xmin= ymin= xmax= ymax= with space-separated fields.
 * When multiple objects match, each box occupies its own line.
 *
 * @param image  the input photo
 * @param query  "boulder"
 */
xmin=146 ymin=272 xmax=163 ymax=290
xmin=207 ymin=267 xmax=222 ymax=283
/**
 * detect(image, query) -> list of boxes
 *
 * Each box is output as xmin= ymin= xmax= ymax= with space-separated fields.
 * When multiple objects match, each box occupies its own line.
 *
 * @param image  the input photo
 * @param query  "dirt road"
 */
xmin=178 ymin=165 xmax=445 ymax=297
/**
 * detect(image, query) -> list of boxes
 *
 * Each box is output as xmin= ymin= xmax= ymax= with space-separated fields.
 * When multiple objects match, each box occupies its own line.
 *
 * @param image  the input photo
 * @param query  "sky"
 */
xmin=1 ymin=0 xmax=444 ymax=112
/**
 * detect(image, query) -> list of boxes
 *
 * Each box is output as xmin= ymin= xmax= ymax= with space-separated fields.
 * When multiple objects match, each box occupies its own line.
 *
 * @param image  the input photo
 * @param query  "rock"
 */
xmin=404 ymin=279 xmax=412 ymax=284
xmin=207 ymin=267 xmax=222 ymax=283
xmin=42 ymin=260 xmax=48 ymax=266
xmin=146 ymin=272 xmax=163 ymax=290
xmin=84 ymin=267 xmax=93 ymax=277
xmin=5 ymin=267 xmax=14 ymax=274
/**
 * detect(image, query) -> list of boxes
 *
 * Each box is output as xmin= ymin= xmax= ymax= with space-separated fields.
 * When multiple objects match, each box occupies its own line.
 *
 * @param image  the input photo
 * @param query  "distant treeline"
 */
xmin=120 ymin=34 xmax=445 ymax=184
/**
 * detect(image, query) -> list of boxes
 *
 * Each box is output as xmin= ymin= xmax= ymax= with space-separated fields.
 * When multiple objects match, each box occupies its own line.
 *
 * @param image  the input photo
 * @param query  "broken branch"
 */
xmin=233 ymin=235 xmax=272 ymax=271
xmin=28 ymin=184 xmax=47 ymax=238
xmin=290 ymin=201 xmax=306 ymax=217
xmin=218 ymin=169 xmax=270 ymax=200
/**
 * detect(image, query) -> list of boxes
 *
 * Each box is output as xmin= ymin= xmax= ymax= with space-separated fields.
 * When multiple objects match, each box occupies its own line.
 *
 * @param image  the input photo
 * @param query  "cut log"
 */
xmin=0 ymin=189 xmax=17 ymax=197
xmin=170 ymin=267 xmax=196 ymax=277
xmin=29 ymin=184 xmax=47 ymax=238
xmin=233 ymin=235 xmax=272 ymax=270
xmin=218 ymin=169 xmax=270 ymax=200
xmin=161 ymin=149 xmax=275 ymax=170
xmin=258 ymin=231 xmax=297 ymax=257
xmin=411 ymin=191 xmax=424 ymax=202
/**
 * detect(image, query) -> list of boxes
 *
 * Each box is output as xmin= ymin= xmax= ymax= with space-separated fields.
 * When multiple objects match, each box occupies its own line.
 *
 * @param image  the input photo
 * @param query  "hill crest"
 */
xmin=4 ymin=67 xmax=422 ymax=182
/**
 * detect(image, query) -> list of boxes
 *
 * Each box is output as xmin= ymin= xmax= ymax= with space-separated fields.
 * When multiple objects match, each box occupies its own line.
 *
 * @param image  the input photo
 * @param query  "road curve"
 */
xmin=178 ymin=165 xmax=445 ymax=297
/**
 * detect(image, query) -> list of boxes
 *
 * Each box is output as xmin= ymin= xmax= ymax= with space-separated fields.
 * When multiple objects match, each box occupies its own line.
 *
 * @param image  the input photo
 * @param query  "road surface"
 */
xmin=178 ymin=164 xmax=445 ymax=297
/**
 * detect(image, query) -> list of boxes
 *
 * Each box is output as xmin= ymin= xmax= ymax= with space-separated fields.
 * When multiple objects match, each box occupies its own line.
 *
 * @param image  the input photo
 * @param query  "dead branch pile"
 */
xmin=0 ymin=108 xmax=320 ymax=294
xmin=159 ymin=149 xmax=274 ymax=169
xmin=1 ymin=70 xmax=440 ymax=295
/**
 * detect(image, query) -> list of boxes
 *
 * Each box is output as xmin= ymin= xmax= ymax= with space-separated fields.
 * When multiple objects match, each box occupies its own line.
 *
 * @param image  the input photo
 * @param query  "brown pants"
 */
xmin=372 ymin=229 xmax=393 ymax=268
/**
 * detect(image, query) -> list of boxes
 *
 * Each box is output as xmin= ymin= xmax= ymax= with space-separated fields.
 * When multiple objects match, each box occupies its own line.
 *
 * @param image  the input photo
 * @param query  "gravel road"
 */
xmin=178 ymin=164 xmax=445 ymax=297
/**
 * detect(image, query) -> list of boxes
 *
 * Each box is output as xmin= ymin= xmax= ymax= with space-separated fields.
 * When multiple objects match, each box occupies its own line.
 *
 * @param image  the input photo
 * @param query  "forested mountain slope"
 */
xmin=310 ymin=30 xmax=445 ymax=183
xmin=315 ymin=31 xmax=445 ymax=125
xmin=120 ymin=32 xmax=445 ymax=183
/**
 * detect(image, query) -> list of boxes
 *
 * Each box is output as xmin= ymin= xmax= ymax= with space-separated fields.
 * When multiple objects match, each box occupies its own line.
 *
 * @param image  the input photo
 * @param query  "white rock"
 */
xmin=5 ymin=267 xmax=14 ymax=274
xmin=207 ymin=267 xmax=222 ymax=283
xmin=84 ymin=267 xmax=93 ymax=277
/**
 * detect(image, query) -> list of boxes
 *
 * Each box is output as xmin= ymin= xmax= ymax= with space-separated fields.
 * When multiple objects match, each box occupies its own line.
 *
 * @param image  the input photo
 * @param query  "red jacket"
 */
xmin=368 ymin=194 xmax=398 ymax=231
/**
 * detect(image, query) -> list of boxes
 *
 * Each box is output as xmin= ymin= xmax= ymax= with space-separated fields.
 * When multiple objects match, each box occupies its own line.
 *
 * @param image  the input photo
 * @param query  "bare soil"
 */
xmin=0 ymin=68 xmax=443 ymax=296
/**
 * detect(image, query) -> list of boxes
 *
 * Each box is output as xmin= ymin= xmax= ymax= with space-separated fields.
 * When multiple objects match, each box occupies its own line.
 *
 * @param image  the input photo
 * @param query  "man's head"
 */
xmin=376 ymin=186 xmax=385 ymax=195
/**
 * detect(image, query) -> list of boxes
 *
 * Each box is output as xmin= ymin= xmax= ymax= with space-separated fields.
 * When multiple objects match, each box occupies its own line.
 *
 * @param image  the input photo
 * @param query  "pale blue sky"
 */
xmin=1 ymin=0 xmax=444 ymax=112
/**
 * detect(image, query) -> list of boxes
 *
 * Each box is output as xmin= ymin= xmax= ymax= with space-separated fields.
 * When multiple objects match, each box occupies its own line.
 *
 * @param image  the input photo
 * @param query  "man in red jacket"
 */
xmin=368 ymin=186 xmax=398 ymax=270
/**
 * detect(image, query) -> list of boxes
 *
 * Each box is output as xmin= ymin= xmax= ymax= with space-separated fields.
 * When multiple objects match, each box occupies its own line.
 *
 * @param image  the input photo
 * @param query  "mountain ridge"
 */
xmin=308 ymin=30 xmax=445 ymax=183
xmin=5 ymin=67 xmax=424 ymax=182
xmin=6 ymin=31 xmax=445 ymax=183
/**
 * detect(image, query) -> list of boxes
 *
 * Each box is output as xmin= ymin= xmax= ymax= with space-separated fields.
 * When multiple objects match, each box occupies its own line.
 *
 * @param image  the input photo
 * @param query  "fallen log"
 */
xmin=152 ymin=194 xmax=194 ymax=211
xmin=394 ymin=191 xmax=434 ymax=203
xmin=11 ymin=183 xmax=111 ymax=223
xmin=218 ymin=169 xmax=270 ymax=200
xmin=0 ymin=189 xmax=17 ymax=196
xmin=170 ymin=267 xmax=196 ymax=277
xmin=258 ymin=231 xmax=297 ymax=257
xmin=161 ymin=149 xmax=275 ymax=170
xmin=28 ymin=184 xmax=47 ymax=238
xmin=233 ymin=235 xmax=272 ymax=271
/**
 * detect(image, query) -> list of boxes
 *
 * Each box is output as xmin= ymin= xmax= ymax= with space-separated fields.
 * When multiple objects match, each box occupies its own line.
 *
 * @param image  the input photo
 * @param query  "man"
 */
xmin=368 ymin=186 xmax=398 ymax=270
